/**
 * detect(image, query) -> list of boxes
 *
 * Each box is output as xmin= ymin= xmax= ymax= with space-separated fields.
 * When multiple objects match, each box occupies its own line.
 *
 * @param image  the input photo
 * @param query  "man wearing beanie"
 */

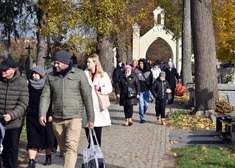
xmin=39 ymin=50 xmax=94 ymax=168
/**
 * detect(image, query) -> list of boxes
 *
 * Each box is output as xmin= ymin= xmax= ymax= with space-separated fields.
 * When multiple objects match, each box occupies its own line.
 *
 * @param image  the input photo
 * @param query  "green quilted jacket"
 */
xmin=39 ymin=67 xmax=94 ymax=122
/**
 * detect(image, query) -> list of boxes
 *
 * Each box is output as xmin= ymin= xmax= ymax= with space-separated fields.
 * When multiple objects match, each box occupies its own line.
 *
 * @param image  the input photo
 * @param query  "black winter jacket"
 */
xmin=116 ymin=72 xmax=140 ymax=106
xmin=164 ymin=68 xmax=180 ymax=89
xmin=150 ymin=78 xmax=170 ymax=100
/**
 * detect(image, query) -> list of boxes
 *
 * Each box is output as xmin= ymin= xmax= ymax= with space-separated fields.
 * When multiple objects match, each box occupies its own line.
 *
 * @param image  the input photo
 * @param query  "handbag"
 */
xmin=127 ymin=86 xmax=137 ymax=98
xmin=167 ymin=93 xmax=172 ymax=102
xmin=96 ymin=91 xmax=111 ymax=111
xmin=82 ymin=128 xmax=105 ymax=168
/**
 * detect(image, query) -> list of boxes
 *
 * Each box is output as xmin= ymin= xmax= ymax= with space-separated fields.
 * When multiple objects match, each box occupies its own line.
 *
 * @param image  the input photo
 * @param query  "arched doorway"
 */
xmin=146 ymin=38 xmax=173 ymax=63
xmin=132 ymin=6 xmax=182 ymax=73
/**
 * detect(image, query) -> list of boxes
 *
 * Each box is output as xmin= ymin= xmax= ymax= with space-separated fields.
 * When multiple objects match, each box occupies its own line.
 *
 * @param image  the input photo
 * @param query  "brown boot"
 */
xmin=157 ymin=117 xmax=161 ymax=124
xmin=128 ymin=118 xmax=133 ymax=126
xmin=162 ymin=118 xmax=167 ymax=126
xmin=124 ymin=119 xmax=129 ymax=126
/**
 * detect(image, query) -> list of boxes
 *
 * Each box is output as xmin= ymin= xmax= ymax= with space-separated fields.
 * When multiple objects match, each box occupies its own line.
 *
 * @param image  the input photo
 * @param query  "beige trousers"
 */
xmin=52 ymin=118 xmax=82 ymax=168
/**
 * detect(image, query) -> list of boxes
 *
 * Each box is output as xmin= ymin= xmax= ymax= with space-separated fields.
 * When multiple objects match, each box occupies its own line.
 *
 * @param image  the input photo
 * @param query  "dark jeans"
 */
xmin=124 ymin=105 xmax=133 ymax=118
xmin=85 ymin=127 xmax=102 ymax=147
xmin=155 ymin=98 xmax=167 ymax=118
xmin=2 ymin=128 xmax=20 ymax=168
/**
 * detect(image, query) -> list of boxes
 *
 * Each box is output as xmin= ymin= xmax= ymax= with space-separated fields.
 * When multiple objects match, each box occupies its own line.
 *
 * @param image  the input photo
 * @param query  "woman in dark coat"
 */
xmin=26 ymin=65 xmax=54 ymax=168
xmin=164 ymin=61 xmax=180 ymax=104
xmin=150 ymin=71 xmax=171 ymax=125
xmin=116 ymin=65 xmax=140 ymax=126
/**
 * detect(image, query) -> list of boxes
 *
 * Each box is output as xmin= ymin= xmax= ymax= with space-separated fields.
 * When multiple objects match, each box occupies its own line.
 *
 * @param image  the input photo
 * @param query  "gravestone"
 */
xmin=218 ymin=84 xmax=235 ymax=107
xmin=187 ymin=83 xmax=235 ymax=108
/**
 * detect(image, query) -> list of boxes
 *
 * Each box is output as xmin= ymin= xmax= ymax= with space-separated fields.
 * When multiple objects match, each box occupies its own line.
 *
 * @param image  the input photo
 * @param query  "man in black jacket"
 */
xmin=112 ymin=58 xmax=124 ymax=104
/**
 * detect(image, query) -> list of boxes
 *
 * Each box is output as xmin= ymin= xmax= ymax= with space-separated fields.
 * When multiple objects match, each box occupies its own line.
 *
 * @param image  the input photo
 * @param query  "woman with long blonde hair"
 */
xmin=83 ymin=53 xmax=112 ymax=146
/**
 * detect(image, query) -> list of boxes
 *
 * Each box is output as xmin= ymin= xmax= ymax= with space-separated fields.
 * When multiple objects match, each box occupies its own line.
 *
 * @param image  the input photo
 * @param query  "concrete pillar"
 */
xmin=132 ymin=23 xmax=140 ymax=60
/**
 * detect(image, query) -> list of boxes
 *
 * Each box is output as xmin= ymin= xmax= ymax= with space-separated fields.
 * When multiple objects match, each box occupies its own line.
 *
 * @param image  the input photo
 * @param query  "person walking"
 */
xmin=83 ymin=53 xmax=112 ymax=147
xmin=150 ymin=71 xmax=171 ymax=125
xmin=131 ymin=59 xmax=138 ymax=70
xmin=164 ymin=61 xmax=180 ymax=104
xmin=39 ymin=50 xmax=94 ymax=168
xmin=134 ymin=58 xmax=153 ymax=123
xmin=116 ymin=65 xmax=140 ymax=126
xmin=26 ymin=65 xmax=54 ymax=168
xmin=149 ymin=62 xmax=161 ymax=103
xmin=151 ymin=62 xmax=161 ymax=82
xmin=112 ymin=58 xmax=124 ymax=104
xmin=0 ymin=58 xmax=29 ymax=168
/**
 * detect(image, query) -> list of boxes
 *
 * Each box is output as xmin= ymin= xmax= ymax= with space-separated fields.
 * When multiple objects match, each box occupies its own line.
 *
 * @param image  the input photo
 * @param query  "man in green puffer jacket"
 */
xmin=0 ymin=58 xmax=29 ymax=168
xmin=39 ymin=50 xmax=94 ymax=168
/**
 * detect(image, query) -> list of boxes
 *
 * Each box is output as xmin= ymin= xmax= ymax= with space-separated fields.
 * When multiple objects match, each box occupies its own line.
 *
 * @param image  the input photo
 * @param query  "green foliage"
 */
xmin=20 ymin=123 xmax=27 ymax=142
xmin=158 ymin=0 xmax=183 ymax=40
xmin=172 ymin=145 xmax=235 ymax=168
xmin=167 ymin=110 xmax=192 ymax=119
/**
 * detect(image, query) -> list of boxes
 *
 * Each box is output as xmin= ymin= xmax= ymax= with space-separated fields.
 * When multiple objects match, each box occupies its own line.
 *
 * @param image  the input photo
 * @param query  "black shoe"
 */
xmin=26 ymin=159 xmax=36 ymax=168
xmin=140 ymin=120 xmax=145 ymax=123
xmin=43 ymin=155 xmax=51 ymax=165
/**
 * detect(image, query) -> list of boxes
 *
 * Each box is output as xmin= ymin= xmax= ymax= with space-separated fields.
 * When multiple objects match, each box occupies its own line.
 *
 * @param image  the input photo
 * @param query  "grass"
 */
xmin=172 ymin=145 xmax=235 ymax=168
xmin=20 ymin=123 xmax=27 ymax=142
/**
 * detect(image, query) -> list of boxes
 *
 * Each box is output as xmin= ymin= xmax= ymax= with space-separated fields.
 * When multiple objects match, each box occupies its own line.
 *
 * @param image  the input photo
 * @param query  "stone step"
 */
xmin=169 ymin=129 xmax=231 ymax=147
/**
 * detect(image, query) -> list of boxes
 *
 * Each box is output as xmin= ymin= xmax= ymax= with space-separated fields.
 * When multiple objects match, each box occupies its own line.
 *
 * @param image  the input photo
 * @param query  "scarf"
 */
xmin=53 ymin=63 xmax=72 ymax=77
xmin=29 ymin=78 xmax=45 ymax=90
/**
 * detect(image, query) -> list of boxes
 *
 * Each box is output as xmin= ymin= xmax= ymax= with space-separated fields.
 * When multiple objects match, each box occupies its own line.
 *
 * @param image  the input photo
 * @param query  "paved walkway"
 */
xmin=19 ymin=102 xmax=179 ymax=168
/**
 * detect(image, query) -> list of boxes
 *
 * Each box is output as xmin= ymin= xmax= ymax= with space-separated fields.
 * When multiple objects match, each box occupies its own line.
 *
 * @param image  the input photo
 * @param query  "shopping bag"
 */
xmin=96 ymin=91 xmax=110 ymax=111
xmin=175 ymin=81 xmax=185 ymax=96
xmin=82 ymin=128 xmax=105 ymax=168
xmin=0 ymin=122 xmax=5 ymax=154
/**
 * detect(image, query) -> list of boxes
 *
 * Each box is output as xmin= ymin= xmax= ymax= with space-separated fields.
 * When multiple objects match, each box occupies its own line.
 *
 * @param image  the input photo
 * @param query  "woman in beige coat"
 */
xmin=83 ymin=53 xmax=112 ymax=146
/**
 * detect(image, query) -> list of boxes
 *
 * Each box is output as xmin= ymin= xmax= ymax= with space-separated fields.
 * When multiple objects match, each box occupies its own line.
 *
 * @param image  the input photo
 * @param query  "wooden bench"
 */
xmin=216 ymin=116 xmax=235 ymax=144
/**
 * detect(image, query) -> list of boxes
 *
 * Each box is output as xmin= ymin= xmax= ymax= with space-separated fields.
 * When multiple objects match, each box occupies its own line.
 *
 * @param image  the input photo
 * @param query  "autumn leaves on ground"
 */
xmin=161 ymin=92 xmax=235 ymax=168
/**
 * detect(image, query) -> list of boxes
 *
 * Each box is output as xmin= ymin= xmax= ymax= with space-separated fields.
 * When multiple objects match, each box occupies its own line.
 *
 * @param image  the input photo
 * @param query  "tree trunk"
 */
xmin=36 ymin=10 xmax=46 ymax=66
xmin=191 ymin=0 xmax=218 ymax=111
xmin=182 ymin=0 xmax=192 ymax=86
xmin=97 ymin=36 xmax=114 ymax=78
xmin=117 ymin=32 xmax=127 ymax=65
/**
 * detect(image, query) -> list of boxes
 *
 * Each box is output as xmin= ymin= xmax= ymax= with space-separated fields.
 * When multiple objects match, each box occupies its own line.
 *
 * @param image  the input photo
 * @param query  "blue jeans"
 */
xmin=139 ymin=90 xmax=150 ymax=121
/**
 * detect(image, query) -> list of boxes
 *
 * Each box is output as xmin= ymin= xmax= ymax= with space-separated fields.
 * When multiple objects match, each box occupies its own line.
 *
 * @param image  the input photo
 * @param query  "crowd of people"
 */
xmin=113 ymin=58 xmax=181 ymax=126
xmin=0 ymin=52 xmax=180 ymax=168
xmin=0 ymin=50 xmax=112 ymax=168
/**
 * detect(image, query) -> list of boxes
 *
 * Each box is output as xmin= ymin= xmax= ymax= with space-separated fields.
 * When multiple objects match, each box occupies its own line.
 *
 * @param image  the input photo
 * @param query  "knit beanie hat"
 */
xmin=159 ymin=71 xmax=166 ymax=78
xmin=124 ymin=65 xmax=132 ymax=71
xmin=168 ymin=61 xmax=173 ymax=66
xmin=53 ymin=50 xmax=71 ymax=65
xmin=32 ymin=65 xmax=45 ymax=77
